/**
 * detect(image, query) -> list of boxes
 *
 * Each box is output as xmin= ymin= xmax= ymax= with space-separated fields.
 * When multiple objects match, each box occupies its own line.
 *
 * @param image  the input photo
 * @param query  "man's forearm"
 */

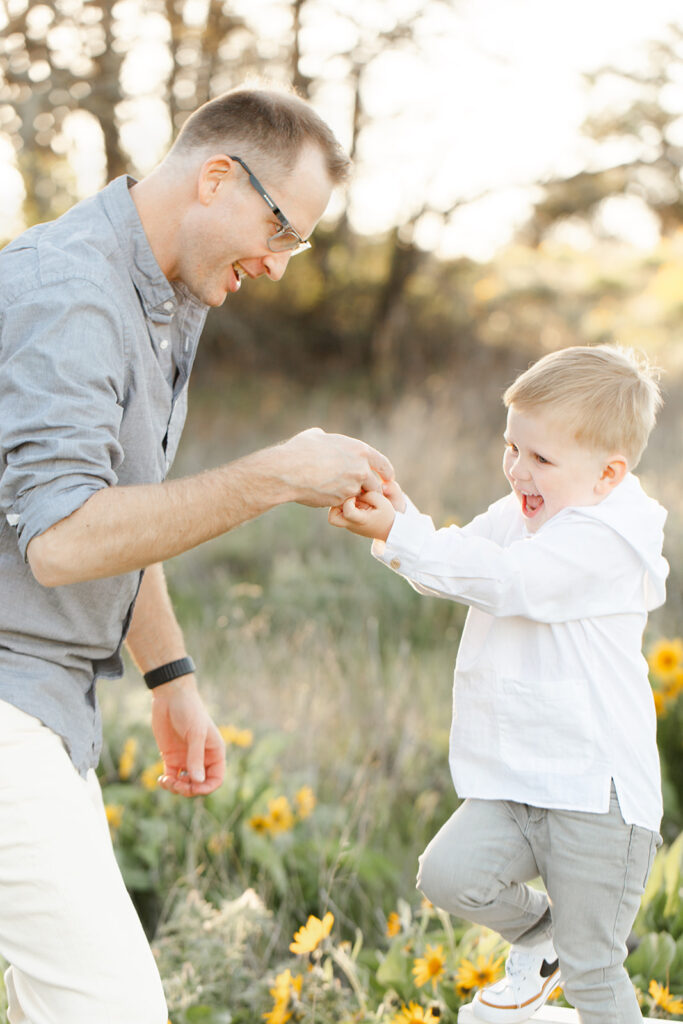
xmin=28 ymin=448 xmax=286 ymax=586
xmin=125 ymin=562 xmax=188 ymax=673
xmin=26 ymin=428 xmax=394 ymax=587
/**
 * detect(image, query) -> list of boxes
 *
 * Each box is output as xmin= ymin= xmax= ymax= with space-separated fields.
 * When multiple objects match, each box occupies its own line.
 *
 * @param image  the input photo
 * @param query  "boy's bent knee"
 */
xmin=417 ymin=840 xmax=484 ymax=914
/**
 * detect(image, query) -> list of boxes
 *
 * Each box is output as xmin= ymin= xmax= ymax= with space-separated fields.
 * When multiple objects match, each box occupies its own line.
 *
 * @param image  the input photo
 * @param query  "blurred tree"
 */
xmin=0 ymin=0 xmax=126 ymax=222
xmin=0 ymin=0 xmax=494 ymax=379
xmin=520 ymin=24 xmax=683 ymax=245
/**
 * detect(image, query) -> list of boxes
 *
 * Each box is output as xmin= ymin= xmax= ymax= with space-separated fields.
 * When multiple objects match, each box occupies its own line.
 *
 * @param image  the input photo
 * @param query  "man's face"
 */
xmin=502 ymin=405 xmax=611 ymax=533
xmin=176 ymin=145 xmax=333 ymax=307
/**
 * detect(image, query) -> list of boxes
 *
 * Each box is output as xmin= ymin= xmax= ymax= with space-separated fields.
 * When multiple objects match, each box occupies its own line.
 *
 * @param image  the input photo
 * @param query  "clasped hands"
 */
xmin=328 ymin=479 xmax=406 ymax=542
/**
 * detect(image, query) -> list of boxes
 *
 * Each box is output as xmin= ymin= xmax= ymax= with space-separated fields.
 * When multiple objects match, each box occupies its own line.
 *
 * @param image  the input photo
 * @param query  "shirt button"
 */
xmin=390 ymin=557 xmax=401 ymax=570
xmin=160 ymin=339 xmax=169 ymax=350
xmin=163 ymin=301 xmax=174 ymax=311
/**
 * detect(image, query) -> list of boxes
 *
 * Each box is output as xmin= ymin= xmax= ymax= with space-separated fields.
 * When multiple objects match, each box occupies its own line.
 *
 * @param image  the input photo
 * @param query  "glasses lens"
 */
xmin=268 ymin=228 xmax=304 ymax=252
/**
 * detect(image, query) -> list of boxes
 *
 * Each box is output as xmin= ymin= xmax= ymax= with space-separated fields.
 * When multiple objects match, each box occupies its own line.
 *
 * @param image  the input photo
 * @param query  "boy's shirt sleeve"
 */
xmin=372 ymin=496 xmax=659 ymax=622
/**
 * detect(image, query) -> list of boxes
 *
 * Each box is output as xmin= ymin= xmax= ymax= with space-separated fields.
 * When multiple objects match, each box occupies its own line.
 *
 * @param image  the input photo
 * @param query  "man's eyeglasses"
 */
xmin=229 ymin=155 xmax=311 ymax=256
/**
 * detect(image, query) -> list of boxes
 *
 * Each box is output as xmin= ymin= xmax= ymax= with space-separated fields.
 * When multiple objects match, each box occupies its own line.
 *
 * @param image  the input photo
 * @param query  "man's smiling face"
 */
xmin=174 ymin=144 xmax=333 ymax=307
xmin=502 ymin=405 xmax=611 ymax=532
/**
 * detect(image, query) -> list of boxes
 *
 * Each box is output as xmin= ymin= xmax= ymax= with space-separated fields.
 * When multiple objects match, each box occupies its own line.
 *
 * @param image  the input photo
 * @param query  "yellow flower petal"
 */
xmin=105 ymin=804 xmax=124 ymax=830
xmin=412 ymin=943 xmax=446 ymax=989
xmin=386 ymin=911 xmax=401 ymax=937
xmin=289 ymin=912 xmax=334 ymax=954
xmin=118 ymin=737 xmax=138 ymax=780
xmin=649 ymin=978 xmax=683 ymax=1013
xmin=648 ymin=638 xmax=683 ymax=680
xmin=295 ymin=785 xmax=316 ymax=820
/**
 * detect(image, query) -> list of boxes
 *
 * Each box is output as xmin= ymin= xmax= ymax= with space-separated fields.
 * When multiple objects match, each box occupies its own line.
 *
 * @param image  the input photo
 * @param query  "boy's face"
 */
xmin=503 ymin=405 xmax=612 ymax=533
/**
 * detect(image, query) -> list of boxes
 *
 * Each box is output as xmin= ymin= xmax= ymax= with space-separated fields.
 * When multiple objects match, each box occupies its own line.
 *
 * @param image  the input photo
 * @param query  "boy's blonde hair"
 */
xmin=503 ymin=345 xmax=662 ymax=469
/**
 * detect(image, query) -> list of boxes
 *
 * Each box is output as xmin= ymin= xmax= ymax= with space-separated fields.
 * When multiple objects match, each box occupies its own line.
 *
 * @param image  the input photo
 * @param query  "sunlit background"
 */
xmin=2 ymin=0 xmax=683 ymax=257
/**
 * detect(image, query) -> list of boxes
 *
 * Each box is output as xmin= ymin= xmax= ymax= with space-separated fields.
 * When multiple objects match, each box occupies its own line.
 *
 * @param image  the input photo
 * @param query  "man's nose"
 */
xmin=262 ymin=250 xmax=293 ymax=281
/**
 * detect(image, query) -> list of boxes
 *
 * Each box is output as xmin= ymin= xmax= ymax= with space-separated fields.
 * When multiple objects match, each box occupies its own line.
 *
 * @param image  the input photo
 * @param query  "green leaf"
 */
xmin=376 ymin=939 xmax=411 ymax=989
xmin=626 ymin=932 xmax=677 ymax=982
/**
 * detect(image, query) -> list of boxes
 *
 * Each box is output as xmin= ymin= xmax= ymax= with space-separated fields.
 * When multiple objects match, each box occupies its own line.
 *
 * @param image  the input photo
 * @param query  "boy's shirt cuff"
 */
xmin=371 ymin=496 xmax=435 ymax=575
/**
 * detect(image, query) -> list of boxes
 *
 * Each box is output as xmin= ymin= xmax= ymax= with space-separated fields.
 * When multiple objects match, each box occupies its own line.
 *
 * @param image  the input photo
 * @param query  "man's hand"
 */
xmin=277 ymin=428 xmax=394 ymax=507
xmin=150 ymin=676 xmax=226 ymax=797
xmin=328 ymin=489 xmax=397 ymax=541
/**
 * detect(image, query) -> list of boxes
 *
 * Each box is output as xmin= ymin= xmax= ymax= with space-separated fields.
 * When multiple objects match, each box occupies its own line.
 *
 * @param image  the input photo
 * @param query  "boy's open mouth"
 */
xmin=521 ymin=493 xmax=544 ymax=517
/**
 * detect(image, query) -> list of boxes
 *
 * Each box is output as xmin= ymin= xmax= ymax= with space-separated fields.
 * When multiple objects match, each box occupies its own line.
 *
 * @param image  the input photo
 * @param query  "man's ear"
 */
xmin=196 ymin=155 xmax=233 ymax=205
xmin=596 ymin=455 xmax=628 ymax=495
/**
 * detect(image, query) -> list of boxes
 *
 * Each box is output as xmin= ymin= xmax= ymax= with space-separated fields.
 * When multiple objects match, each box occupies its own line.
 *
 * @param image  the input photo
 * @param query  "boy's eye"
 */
xmin=506 ymin=442 xmax=518 ymax=454
xmin=535 ymin=454 xmax=550 ymax=464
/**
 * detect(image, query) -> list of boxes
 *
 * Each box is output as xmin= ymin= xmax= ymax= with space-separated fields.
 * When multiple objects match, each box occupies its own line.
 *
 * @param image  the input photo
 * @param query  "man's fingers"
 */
xmin=363 ymin=444 xmax=394 ymax=483
xmin=184 ymin=731 xmax=207 ymax=784
xmin=361 ymin=470 xmax=382 ymax=493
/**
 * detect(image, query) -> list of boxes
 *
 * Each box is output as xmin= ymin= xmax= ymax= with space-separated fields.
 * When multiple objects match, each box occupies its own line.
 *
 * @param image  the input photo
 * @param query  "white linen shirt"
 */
xmin=372 ymin=474 xmax=668 ymax=831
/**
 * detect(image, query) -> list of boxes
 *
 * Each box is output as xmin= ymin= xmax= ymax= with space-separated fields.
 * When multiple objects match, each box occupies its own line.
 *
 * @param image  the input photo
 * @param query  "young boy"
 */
xmin=329 ymin=345 xmax=667 ymax=1024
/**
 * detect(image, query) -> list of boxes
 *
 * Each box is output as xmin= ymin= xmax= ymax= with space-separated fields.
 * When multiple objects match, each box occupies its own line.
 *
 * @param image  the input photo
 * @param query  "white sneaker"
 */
xmin=471 ymin=938 xmax=561 ymax=1023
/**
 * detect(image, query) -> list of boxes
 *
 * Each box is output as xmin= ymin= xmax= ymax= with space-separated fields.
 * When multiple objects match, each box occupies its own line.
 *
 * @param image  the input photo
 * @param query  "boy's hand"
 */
xmin=382 ymin=479 xmax=406 ymax=513
xmin=328 ymin=489 xmax=396 ymax=541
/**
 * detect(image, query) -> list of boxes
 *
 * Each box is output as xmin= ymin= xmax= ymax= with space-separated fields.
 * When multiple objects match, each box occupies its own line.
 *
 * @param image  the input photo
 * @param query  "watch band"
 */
xmin=143 ymin=656 xmax=196 ymax=690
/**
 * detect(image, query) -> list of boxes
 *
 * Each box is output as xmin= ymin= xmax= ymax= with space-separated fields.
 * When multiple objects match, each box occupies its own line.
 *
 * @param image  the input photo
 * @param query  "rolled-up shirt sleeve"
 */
xmin=0 ymin=279 xmax=126 ymax=558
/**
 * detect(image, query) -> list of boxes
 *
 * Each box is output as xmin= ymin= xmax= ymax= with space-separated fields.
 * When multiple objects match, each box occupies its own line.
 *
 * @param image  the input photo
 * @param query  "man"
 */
xmin=0 ymin=86 xmax=392 ymax=1023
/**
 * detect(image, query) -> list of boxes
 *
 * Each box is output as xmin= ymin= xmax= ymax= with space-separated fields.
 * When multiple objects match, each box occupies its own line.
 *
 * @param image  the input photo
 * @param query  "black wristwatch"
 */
xmin=143 ymin=656 xmax=196 ymax=690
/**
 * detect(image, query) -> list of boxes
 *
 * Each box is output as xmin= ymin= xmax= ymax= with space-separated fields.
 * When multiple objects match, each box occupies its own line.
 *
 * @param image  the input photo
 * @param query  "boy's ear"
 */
xmin=596 ymin=455 xmax=628 ymax=495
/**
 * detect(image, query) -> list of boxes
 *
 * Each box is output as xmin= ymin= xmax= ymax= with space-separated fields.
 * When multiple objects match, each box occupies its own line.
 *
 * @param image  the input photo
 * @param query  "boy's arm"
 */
xmin=372 ymin=506 xmax=657 ymax=622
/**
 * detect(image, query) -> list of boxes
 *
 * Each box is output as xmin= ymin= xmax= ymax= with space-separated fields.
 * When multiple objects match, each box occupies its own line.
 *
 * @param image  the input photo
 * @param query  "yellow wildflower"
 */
xmin=290 ymin=912 xmax=334 ymax=954
xmin=653 ymin=690 xmax=668 ymax=718
xmin=220 ymin=724 xmax=254 ymax=748
xmin=118 ymin=737 xmax=138 ymax=780
xmin=386 ymin=911 xmax=401 ymax=937
xmin=455 ymin=953 xmax=504 ymax=995
xmin=295 ymin=785 xmax=316 ymax=820
xmin=648 ymin=638 xmax=683 ymax=680
xmin=391 ymin=1001 xmax=440 ymax=1023
xmin=207 ymin=832 xmax=231 ymax=855
xmin=649 ymin=979 xmax=683 ymax=1014
xmin=249 ymin=814 xmax=270 ymax=834
xmin=267 ymin=795 xmax=295 ymax=834
xmin=421 ymin=897 xmax=434 ymax=912
xmin=262 ymin=969 xmax=302 ymax=1024
xmin=141 ymin=759 xmax=164 ymax=791
xmin=105 ymin=804 xmax=124 ymax=830
xmin=548 ymin=985 xmax=563 ymax=1001
xmin=262 ymin=1002 xmax=291 ymax=1024
xmin=412 ymin=943 xmax=446 ymax=989
xmin=271 ymin=968 xmax=302 ymax=1002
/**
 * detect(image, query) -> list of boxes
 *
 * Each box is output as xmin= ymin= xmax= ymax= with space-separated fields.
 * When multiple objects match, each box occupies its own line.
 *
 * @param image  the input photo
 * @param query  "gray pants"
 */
xmin=417 ymin=785 xmax=660 ymax=1023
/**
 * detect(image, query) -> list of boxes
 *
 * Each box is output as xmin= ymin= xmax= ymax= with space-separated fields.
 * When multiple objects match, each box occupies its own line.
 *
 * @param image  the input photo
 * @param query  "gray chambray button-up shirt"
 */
xmin=0 ymin=175 xmax=209 ymax=775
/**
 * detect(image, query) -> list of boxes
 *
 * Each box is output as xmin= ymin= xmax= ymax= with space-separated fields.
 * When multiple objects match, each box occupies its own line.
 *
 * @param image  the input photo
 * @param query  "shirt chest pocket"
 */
xmin=498 ymin=675 xmax=597 ymax=777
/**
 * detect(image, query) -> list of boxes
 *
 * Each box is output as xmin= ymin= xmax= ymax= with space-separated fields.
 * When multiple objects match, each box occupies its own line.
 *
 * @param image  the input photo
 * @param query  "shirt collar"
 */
xmin=100 ymin=175 xmax=185 ymax=323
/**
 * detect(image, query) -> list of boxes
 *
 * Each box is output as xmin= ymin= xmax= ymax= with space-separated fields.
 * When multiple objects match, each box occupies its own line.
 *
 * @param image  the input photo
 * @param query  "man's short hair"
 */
xmin=503 ymin=344 xmax=662 ymax=469
xmin=170 ymin=86 xmax=351 ymax=184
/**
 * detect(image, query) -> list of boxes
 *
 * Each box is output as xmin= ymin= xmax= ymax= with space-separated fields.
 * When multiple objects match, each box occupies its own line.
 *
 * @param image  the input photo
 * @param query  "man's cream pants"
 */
xmin=0 ymin=699 xmax=168 ymax=1023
